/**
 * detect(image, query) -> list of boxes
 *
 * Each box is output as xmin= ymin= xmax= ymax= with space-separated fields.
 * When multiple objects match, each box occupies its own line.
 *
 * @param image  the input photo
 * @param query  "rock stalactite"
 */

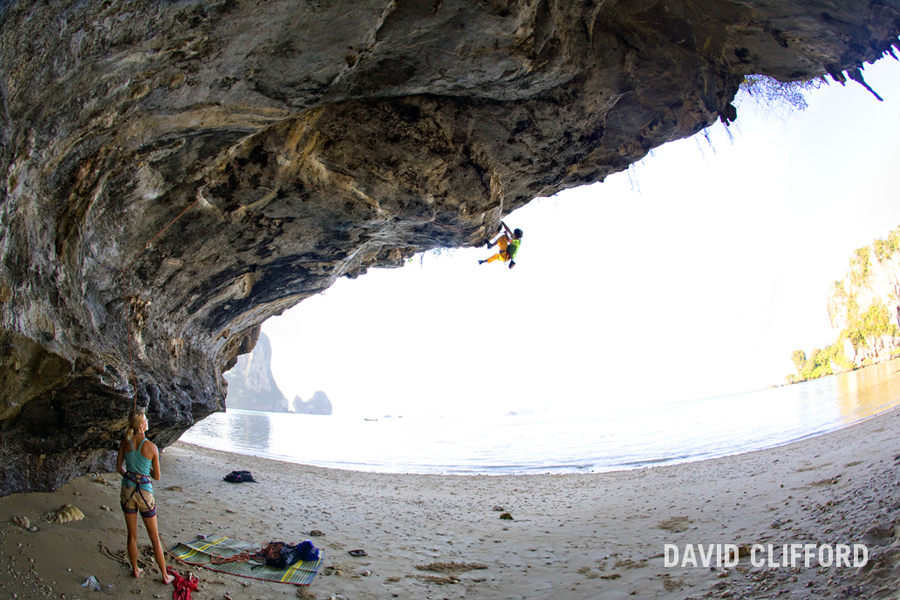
xmin=1 ymin=0 xmax=899 ymax=495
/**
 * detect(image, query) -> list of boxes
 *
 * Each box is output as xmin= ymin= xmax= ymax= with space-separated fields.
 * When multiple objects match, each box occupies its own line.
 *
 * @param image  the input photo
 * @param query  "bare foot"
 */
xmin=162 ymin=573 xmax=175 ymax=585
xmin=132 ymin=567 xmax=143 ymax=578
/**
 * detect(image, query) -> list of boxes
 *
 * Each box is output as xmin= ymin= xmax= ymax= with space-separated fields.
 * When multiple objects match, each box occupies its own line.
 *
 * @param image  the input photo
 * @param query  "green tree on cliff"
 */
xmin=787 ymin=226 xmax=900 ymax=383
xmin=873 ymin=226 xmax=900 ymax=261
xmin=787 ymin=344 xmax=846 ymax=383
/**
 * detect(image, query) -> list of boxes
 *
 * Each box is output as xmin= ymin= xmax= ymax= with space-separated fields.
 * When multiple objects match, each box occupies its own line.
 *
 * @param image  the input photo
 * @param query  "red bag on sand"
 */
xmin=166 ymin=566 xmax=199 ymax=600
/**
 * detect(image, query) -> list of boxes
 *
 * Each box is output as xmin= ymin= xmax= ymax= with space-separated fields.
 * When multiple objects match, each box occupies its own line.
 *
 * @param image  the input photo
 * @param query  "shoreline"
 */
xmin=181 ymin=364 xmax=900 ymax=478
xmin=2 ymin=408 xmax=900 ymax=599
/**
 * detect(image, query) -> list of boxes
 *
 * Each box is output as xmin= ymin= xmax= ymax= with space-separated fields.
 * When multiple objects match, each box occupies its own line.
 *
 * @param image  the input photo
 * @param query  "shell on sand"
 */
xmin=43 ymin=504 xmax=85 ymax=523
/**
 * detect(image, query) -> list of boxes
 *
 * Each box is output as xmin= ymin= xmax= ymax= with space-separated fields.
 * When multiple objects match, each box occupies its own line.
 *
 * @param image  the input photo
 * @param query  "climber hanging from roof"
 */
xmin=478 ymin=221 xmax=522 ymax=269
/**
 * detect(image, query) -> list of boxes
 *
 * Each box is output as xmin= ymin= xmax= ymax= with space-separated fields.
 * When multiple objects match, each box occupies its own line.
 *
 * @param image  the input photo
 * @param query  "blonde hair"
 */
xmin=125 ymin=409 xmax=147 ymax=439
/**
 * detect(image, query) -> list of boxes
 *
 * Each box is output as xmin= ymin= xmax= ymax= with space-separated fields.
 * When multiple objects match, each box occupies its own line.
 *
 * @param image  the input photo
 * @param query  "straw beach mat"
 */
xmin=169 ymin=536 xmax=323 ymax=585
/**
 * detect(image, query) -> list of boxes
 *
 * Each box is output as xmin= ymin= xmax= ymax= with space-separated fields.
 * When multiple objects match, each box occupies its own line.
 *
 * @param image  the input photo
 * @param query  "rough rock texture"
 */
xmin=1 ymin=0 xmax=899 ymax=495
xmin=293 ymin=391 xmax=334 ymax=416
xmin=221 ymin=332 xmax=289 ymax=412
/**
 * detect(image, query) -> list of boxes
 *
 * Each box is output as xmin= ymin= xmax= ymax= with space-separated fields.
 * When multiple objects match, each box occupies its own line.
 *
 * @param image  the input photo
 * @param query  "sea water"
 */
xmin=179 ymin=358 xmax=900 ymax=475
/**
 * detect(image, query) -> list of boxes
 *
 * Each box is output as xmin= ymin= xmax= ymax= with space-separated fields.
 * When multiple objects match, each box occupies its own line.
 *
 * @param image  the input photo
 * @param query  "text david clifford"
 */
xmin=664 ymin=543 xmax=868 ymax=569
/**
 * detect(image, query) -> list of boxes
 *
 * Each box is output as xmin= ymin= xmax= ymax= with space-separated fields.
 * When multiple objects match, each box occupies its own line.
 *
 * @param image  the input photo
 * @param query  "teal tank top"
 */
xmin=123 ymin=438 xmax=153 ymax=493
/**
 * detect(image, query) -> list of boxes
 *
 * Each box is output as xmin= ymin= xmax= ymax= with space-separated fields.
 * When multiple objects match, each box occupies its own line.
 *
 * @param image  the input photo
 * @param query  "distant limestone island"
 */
xmin=787 ymin=225 xmax=900 ymax=383
xmin=223 ymin=332 xmax=333 ymax=415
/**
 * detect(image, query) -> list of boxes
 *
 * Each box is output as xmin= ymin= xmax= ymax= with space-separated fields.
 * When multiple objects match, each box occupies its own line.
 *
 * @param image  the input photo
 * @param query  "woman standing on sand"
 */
xmin=116 ymin=408 xmax=174 ymax=585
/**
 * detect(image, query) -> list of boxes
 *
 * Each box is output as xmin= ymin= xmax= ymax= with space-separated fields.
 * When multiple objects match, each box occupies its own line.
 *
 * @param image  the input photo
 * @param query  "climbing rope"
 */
xmin=209 ymin=550 xmax=257 ymax=565
xmin=76 ymin=167 xmax=230 ymax=410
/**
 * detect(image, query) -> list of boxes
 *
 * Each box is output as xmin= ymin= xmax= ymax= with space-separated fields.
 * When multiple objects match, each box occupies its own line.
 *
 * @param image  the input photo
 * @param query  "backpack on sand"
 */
xmin=258 ymin=541 xmax=319 ymax=569
xmin=223 ymin=470 xmax=256 ymax=483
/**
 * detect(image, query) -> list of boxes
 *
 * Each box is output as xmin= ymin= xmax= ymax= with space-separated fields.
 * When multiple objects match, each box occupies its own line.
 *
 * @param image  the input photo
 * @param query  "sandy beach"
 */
xmin=2 ymin=407 xmax=900 ymax=600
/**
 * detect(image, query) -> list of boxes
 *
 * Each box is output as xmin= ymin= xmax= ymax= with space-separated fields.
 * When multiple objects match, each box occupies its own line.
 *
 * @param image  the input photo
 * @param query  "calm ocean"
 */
xmin=179 ymin=358 xmax=900 ymax=475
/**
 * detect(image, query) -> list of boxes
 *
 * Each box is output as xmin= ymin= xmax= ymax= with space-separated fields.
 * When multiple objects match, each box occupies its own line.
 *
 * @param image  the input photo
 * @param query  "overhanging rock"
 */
xmin=1 ymin=0 xmax=898 ymax=495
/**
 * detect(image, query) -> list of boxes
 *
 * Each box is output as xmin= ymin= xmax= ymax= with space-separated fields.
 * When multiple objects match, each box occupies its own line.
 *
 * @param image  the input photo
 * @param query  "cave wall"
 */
xmin=1 ymin=0 xmax=898 ymax=495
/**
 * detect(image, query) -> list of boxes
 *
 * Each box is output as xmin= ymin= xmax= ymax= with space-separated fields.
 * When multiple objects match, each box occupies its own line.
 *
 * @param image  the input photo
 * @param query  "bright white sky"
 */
xmin=264 ymin=58 xmax=900 ymax=419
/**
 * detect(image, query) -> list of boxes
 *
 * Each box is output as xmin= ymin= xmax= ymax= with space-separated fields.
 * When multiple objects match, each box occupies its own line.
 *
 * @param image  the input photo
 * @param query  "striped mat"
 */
xmin=168 ymin=536 xmax=323 ymax=585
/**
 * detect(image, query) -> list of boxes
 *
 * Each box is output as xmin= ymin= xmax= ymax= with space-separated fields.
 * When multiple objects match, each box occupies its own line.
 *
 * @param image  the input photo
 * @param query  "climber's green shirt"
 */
xmin=507 ymin=239 xmax=521 ymax=259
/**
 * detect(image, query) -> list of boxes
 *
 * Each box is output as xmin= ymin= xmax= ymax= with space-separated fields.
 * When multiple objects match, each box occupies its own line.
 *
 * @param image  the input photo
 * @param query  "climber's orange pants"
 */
xmin=485 ymin=236 xmax=511 ymax=263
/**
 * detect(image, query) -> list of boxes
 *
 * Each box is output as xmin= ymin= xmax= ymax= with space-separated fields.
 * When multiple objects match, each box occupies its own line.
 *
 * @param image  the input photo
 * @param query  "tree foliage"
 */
xmin=849 ymin=247 xmax=870 ymax=286
xmin=847 ymin=301 xmax=898 ymax=348
xmin=787 ymin=344 xmax=847 ymax=383
xmin=739 ymin=75 xmax=822 ymax=111
xmin=873 ymin=225 xmax=900 ymax=262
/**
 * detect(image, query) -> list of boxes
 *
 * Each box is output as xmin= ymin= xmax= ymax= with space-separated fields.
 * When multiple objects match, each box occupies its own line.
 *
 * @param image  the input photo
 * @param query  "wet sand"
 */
xmin=2 ymin=406 xmax=900 ymax=600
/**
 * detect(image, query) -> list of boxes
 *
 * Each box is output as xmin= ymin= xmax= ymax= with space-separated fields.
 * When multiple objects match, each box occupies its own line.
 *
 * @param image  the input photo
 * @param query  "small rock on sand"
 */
xmin=11 ymin=516 xmax=30 ymax=529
